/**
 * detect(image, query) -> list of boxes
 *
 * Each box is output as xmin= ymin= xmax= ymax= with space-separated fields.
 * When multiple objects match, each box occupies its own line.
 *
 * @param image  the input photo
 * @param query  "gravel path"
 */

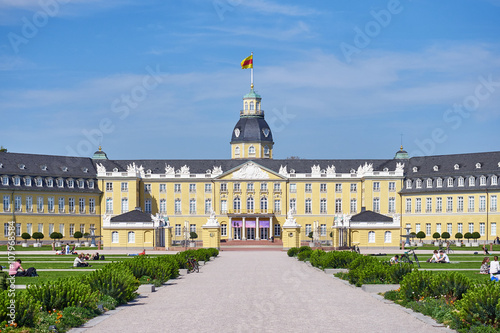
xmin=78 ymin=251 xmax=452 ymax=333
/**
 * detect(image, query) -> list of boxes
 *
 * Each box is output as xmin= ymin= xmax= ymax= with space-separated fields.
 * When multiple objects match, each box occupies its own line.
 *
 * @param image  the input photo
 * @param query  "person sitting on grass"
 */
xmin=389 ymin=255 xmax=399 ymax=265
xmin=483 ymin=244 xmax=490 ymax=255
xmin=480 ymin=257 xmax=490 ymax=274
xmin=92 ymin=252 xmax=100 ymax=260
xmin=73 ymin=254 xmax=91 ymax=267
xmin=490 ymin=256 xmax=500 ymax=281
xmin=427 ymin=250 xmax=439 ymax=263
xmin=139 ymin=249 xmax=146 ymax=256
xmin=9 ymin=259 xmax=25 ymax=277
xmin=436 ymin=250 xmax=450 ymax=263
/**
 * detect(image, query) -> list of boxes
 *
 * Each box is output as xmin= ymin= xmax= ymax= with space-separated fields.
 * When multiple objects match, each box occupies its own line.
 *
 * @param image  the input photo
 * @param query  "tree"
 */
xmin=50 ymin=232 xmax=62 ymax=243
xmin=441 ymin=232 xmax=451 ymax=241
xmin=83 ymin=232 xmax=91 ymax=242
xmin=472 ymin=232 xmax=481 ymax=243
xmin=308 ymin=231 xmax=314 ymax=241
xmin=73 ymin=231 xmax=83 ymax=243
xmin=190 ymin=232 xmax=198 ymax=240
xmin=432 ymin=232 xmax=441 ymax=242
xmin=21 ymin=232 xmax=31 ymax=244
xmin=455 ymin=232 xmax=463 ymax=240
xmin=416 ymin=231 xmax=426 ymax=243
xmin=32 ymin=232 xmax=44 ymax=243
xmin=0 ymin=146 xmax=7 ymax=153
xmin=464 ymin=232 xmax=472 ymax=243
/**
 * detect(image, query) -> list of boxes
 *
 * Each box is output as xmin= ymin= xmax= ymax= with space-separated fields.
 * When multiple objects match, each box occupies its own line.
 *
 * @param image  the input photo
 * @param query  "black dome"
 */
xmin=231 ymin=117 xmax=273 ymax=143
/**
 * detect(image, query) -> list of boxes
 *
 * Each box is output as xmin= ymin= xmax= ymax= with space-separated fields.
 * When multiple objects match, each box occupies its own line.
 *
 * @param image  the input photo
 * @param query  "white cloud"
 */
xmin=239 ymin=0 xmax=320 ymax=16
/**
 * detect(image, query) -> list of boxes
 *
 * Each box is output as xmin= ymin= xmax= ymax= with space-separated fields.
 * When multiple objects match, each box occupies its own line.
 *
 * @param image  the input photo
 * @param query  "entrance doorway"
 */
xmin=234 ymin=227 xmax=241 ymax=240
xmin=260 ymin=227 xmax=269 ymax=240
xmin=246 ymin=228 xmax=255 ymax=240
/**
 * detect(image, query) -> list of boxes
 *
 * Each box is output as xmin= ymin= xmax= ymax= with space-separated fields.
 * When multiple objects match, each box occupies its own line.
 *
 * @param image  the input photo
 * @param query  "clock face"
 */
xmin=234 ymin=128 xmax=240 ymax=137
xmin=262 ymin=128 xmax=270 ymax=137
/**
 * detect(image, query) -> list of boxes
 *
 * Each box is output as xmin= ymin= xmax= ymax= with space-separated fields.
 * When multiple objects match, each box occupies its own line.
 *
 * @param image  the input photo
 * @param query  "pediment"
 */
xmin=217 ymin=161 xmax=284 ymax=180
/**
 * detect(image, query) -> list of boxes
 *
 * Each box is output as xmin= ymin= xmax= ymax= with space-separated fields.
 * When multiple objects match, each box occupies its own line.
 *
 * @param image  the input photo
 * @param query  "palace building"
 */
xmin=1 ymin=83 xmax=499 ymax=249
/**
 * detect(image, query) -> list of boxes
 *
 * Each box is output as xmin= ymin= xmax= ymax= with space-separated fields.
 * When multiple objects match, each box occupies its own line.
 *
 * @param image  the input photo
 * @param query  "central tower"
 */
xmin=230 ymin=85 xmax=274 ymax=159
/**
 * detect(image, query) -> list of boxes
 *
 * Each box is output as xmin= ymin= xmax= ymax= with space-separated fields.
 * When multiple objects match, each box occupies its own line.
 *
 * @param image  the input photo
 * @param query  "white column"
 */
xmin=228 ymin=217 xmax=232 ymax=240
xmin=242 ymin=217 xmax=246 ymax=240
xmin=256 ymin=217 xmax=260 ymax=240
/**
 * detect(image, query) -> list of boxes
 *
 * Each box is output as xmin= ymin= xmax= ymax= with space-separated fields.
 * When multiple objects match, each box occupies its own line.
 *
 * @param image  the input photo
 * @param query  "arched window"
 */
xmin=250 ymin=101 xmax=254 ymax=110
xmin=112 ymin=231 xmax=119 ymax=243
xmin=492 ymin=175 xmax=498 ymax=186
xmin=233 ymin=197 xmax=241 ymax=211
xmin=436 ymin=178 xmax=443 ymax=188
xmin=247 ymin=196 xmax=254 ymax=211
xmin=458 ymin=177 xmax=464 ymax=187
xmin=447 ymin=177 xmax=453 ymax=187
xmin=426 ymin=179 xmax=432 ymax=188
xmin=480 ymin=176 xmax=487 ymax=186
xmin=248 ymin=146 xmax=255 ymax=155
xmin=416 ymin=179 xmax=422 ymax=188
xmin=469 ymin=176 xmax=475 ymax=186
xmin=235 ymin=146 xmax=240 ymax=155
xmin=406 ymin=180 xmax=412 ymax=189
xmin=128 ymin=231 xmax=135 ymax=243
xmin=368 ymin=231 xmax=375 ymax=243
xmin=264 ymin=146 xmax=270 ymax=156
xmin=256 ymin=102 xmax=260 ymax=110
xmin=384 ymin=231 xmax=392 ymax=243
xmin=260 ymin=197 xmax=267 ymax=212
xmin=245 ymin=102 xmax=248 ymax=110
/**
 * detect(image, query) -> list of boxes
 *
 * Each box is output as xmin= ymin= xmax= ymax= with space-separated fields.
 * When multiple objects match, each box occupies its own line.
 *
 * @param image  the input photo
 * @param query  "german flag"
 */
xmin=241 ymin=55 xmax=253 ymax=69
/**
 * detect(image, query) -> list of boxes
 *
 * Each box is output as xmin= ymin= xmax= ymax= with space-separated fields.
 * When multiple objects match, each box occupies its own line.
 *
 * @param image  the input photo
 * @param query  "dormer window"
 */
xmin=24 ymin=177 xmax=31 ymax=186
xmin=350 ymin=169 xmax=355 ymax=174
xmin=454 ymin=164 xmax=460 ymax=170
xmin=250 ymin=101 xmax=254 ymax=110
xmin=426 ymin=178 xmax=432 ymax=188
xmin=88 ymin=180 xmax=94 ymax=189
xmin=1 ymin=175 xmax=8 ymax=185
xmin=18 ymin=164 xmax=25 ymax=170
xmin=447 ymin=177 xmax=453 ymax=187
xmin=146 ymin=169 xmax=152 ymax=175
xmin=383 ymin=167 xmax=389 ymax=172
xmin=61 ymin=166 xmax=68 ymax=172
xmin=57 ymin=178 xmax=64 ymax=188
xmin=78 ymin=180 xmax=84 ymax=189
xmin=235 ymin=147 xmax=240 ymax=155
xmin=469 ymin=176 xmax=475 ymax=186
xmin=412 ymin=167 xmax=418 ymax=173
xmin=458 ymin=177 xmax=464 ymax=187
xmin=13 ymin=176 xmax=20 ymax=186
xmin=433 ymin=165 xmax=439 ymax=171
xmin=264 ymin=146 xmax=270 ymax=156
xmin=248 ymin=146 xmax=255 ymax=155
xmin=476 ymin=163 xmax=482 ymax=169
xmin=36 ymin=177 xmax=43 ymax=187
xmin=41 ymin=165 xmax=47 ymax=171
xmin=406 ymin=180 xmax=412 ymax=189
xmin=46 ymin=178 xmax=53 ymax=187
xmin=436 ymin=178 xmax=443 ymax=188
xmin=83 ymin=168 xmax=88 ymax=173
xmin=67 ymin=179 xmax=74 ymax=188
xmin=113 ymin=168 xmax=119 ymax=172
xmin=244 ymin=102 xmax=248 ymax=110
xmin=492 ymin=175 xmax=498 ymax=186
xmin=416 ymin=179 xmax=422 ymax=188
xmin=480 ymin=176 xmax=487 ymax=186
xmin=0 ymin=163 xmax=3 ymax=168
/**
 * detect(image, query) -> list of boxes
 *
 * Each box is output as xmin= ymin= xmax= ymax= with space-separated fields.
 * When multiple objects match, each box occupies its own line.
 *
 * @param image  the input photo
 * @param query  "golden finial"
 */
xmin=99 ymin=146 xmax=102 ymax=151
xmin=251 ymin=83 xmax=254 ymax=89
xmin=400 ymin=145 xmax=403 ymax=150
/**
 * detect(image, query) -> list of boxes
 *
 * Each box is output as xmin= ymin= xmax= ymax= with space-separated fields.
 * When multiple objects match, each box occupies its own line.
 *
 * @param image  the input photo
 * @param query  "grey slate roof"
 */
xmin=230 ymin=117 xmax=274 ymax=143
xmin=110 ymin=209 xmax=153 ymax=222
xmin=350 ymin=210 xmax=393 ymax=222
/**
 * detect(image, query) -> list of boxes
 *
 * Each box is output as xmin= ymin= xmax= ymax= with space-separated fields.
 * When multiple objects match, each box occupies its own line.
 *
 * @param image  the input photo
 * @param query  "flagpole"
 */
xmin=250 ymin=51 xmax=254 ymax=89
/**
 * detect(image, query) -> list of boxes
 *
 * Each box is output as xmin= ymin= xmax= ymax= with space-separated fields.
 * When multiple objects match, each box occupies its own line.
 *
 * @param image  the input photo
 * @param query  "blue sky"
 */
xmin=1 ymin=0 xmax=500 ymax=160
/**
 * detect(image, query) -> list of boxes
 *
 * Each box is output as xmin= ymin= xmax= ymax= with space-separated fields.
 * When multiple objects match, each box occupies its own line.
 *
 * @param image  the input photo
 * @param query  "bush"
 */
xmin=0 ymin=290 xmax=42 ymax=327
xmin=464 ymin=232 xmax=473 ymax=242
xmin=318 ymin=251 xmax=361 ymax=269
xmin=298 ymin=245 xmax=311 ymax=253
xmin=32 ymin=232 xmax=44 ymax=242
xmin=454 ymin=282 xmax=500 ymax=329
xmin=472 ymin=232 xmax=481 ymax=241
xmin=21 ymin=232 xmax=31 ymax=241
xmin=190 ymin=231 xmax=198 ymax=240
xmin=61 ymin=306 xmax=97 ymax=328
xmin=432 ymin=232 xmax=440 ymax=241
xmin=400 ymin=270 xmax=434 ymax=302
xmin=73 ymin=231 xmax=83 ymax=241
xmin=416 ymin=231 xmax=426 ymax=241
xmin=429 ymin=272 xmax=472 ymax=302
xmin=207 ymin=248 xmax=219 ymax=257
xmin=441 ymin=232 xmax=450 ymax=240
xmin=287 ymin=247 xmax=299 ymax=257
xmin=85 ymin=266 xmax=139 ymax=304
xmin=297 ymin=249 xmax=312 ymax=261
xmin=309 ymin=249 xmax=325 ymax=267
xmin=455 ymin=232 xmax=463 ymax=240
xmin=387 ymin=263 xmax=413 ymax=283
xmin=97 ymin=294 xmax=118 ymax=311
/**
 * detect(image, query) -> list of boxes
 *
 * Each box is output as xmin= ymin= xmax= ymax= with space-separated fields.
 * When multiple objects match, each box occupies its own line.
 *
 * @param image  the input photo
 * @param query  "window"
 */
xmin=247 ymin=197 xmax=254 ymax=212
xmin=121 ymin=198 xmax=128 ymax=213
xmin=305 ymin=224 xmax=311 ymax=235
xmin=57 ymin=223 xmax=64 ymax=236
xmin=160 ymin=199 xmax=166 ymax=213
xmin=233 ymin=197 xmax=240 ymax=212
xmin=335 ymin=184 xmax=342 ymax=192
xmin=436 ymin=197 xmax=442 ymax=213
xmin=121 ymin=182 xmax=128 ymax=192
xmin=350 ymin=183 xmax=357 ymax=192
xmin=492 ymin=175 xmax=498 ymax=186
xmin=190 ymin=224 xmax=196 ymax=234
xmin=436 ymin=223 xmax=441 ymax=234
xmin=373 ymin=182 xmax=380 ymax=192
xmin=36 ymin=177 xmax=43 ymax=187
xmin=175 ymin=224 xmax=181 ymax=236
xmin=468 ymin=223 xmax=474 ymax=233
xmin=274 ymin=183 xmax=281 ymax=192
xmin=248 ymin=146 xmax=255 ymax=155
xmin=14 ymin=177 xmax=20 ymax=186
xmin=264 ymin=146 xmax=270 ymax=156
xmin=479 ymin=196 xmax=486 ymax=212
xmin=368 ymin=231 xmax=375 ymax=243
xmin=406 ymin=180 xmax=412 ymax=189
xmin=80 ymin=224 xmax=85 ymax=233
xmin=426 ymin=197 xmax=432 ymax=213
xmin=220 ymin=183 xmax=227 ymax=192
xmin=320 ymin=224 xmax=326 ymax=236
xmin=56 ymin=178 xmax=63 ymax=188
xmin=373 ymin=198 xmax=380 ymax=213
xmin=205 ymin=184 xmax=212 ymax=193
xmin=128 ymin=231 xmax=135 ymax=243
xmin=415 ymin=198 xmax=421 ymax=213
xmin=112 ymin=231 xmax=119 ymax=243
xmin=145 ymin=184 xmax=151 ymax=192
xmin=145 ymin=199 xmax=152 ymax=213
xmin=426 ymin=223 xmax=431 ymax=236
xmin=290 ymin=183 xmax=296 ymax=193
xmin=174 ymin=184 xmax=181 ymax=193
xmin=426 ymin=179 xmax=432 ymax=188
xmin=350 ymin=199 xmax=357 ymax=214
xmin=26 ymin=223 xmax=32 ymax=235
xmin=305 ymin=199 xmax=312 ymax=214
xmin=289 ymin=198 xmax=296 ymax=213
xmin=261 ymin=182 xmax=269 ymax=192
xmin=69 ymin=224 xmax=74 ymax=237
xmin=38 ymin=223 xmax=43 ymax=233
xmin=335 ymin=198 xmax=342 ymax=213
xmin=384 ymin=231 xmax=392 ymax=243
xmin=416 ymin=179 xmax=422 ymax=188
xmin=480 ymin=176 xmax=487 ymax=186
xmin=15 ymin=223 xmax=21 ymax=237
xmin=389 ymin=182 xmax=396 ymax=191
xmin=3 ymin=223 xmax=8 ymax=237
xmin=189 ymin=199 xmax=196 ymax=214
xmin=260 ymin=197 xmax=267 ymax=212
xmin=305 ymin=184 xmax=312 ymax=193
xmin=405 ymin=198 xmax=411 ymax=213
xmin=48 ymin=223 xmax=54 ymax=235
xmin=26 ymin=196 xmax=32 ymax=212
xmin=78 ymin=198 xmax=85 ymax=213
xmin=436 ymin=178 xmax=443 ymax=188
xmin=274 ymin=199 xmax=281 ymax=213
xmin=221 ymin=224 xmax=227 ymax=237
xmin=458 ymin=223 xmax=463 ymax=234
xmin=320 ymin=199 xmax=327 ymax=214
xmin=205 ymin=199 xmax=212 ymax=214
xmin=14 ymin=196 xmax=21 ymax=212
xmin=106 ymin=182 xmax=113 ymax=191
xmin=105 ymin=198 xmax=112 ymax=214
xmin=159 ymin=184 xmax=166 ymax=193
xmin=48 ymin=197 xmax=55 ymax=213
xmin=416 ymin=223 xmax=421 ymax=233
xmin=457 ymin=196 xmax=464 ymax=212
xmin=388 ymin=197 xmax=395 ymax=213
xmin=234 ymin=183 xmax=241 ymax=192
xmin=247 ymin=183 xmax=254 ymax=192
xmin=175 ymin=199 xmax=182 ymax=214
xmin=250 ymin=101 xmax=254 ymax=110
xmin=468 ymin=196 xmax=475 ymax=212
xmin=221 ymin=200 xmax=227 ymax=214
xmin=446 ymin=197 xmax=453 ymax=212
xmin=2 ymin=176 xmax=8 ymax=185
xmin=492 ymin=223 xmax=497 ymax=236
xmin=492 ymin=195 xmax=498 ymax=212
xmin=89 ymin=198 xmax=95 ymax=214
xmin=25 ymin=177 xmax=31 ymax=186
xmin=274 ymin=223 xmax=281 ymax=237
xmin=58 ymin=197 xmax=65 ymax=213
xmin=189 ymin=184 xmax=196 ymax=193
xmin=458 ymin=177 xmax=464 ymax=187
xmin=480 ymin=223 xmax=485 ymax=236
xmin=234 ymin=146 xmax=240 ymax=155
xmin=447 ymin=223 xmax=452 ymax=234
xmin=320 ymin=183 xmax=327 ymax=192
xmin=469 ymin=176 xmax=475 ymax=187
xmin=447 ymin=178 xmax=453 ymax=187
xmin=37 ymin=196 xmax=44 ymax=213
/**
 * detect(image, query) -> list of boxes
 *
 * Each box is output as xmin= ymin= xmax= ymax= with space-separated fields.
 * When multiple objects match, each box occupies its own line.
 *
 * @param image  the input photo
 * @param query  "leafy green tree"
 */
xmin=21 ymin=232 xmax=31 ymax=244
xmin=472 ymin=232 xmax=480 ymax=242
xmin=416 ymin=231 xmax=426 ymax=243
xmin=32 ymin=232 xmax=44 ymax=243
xmin=455 ymin=232 xmax=463 ymax=240
xmin=432 ymin=232 xmax=441 ymax=242
xmin=464 ymin=232 xmax=472 ymax=243
xmin=441 ymin=232 xmax=450 ymax=241
xmin=190 ymin=232 xmax=198 ymax=240
xmin=73 ymin=231 xmax=83 ymax=243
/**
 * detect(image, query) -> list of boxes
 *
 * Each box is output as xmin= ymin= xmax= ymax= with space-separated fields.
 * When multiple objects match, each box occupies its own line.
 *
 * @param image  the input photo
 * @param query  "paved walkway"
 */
xmin=76 ymin=252 xmax=451 ymax=333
